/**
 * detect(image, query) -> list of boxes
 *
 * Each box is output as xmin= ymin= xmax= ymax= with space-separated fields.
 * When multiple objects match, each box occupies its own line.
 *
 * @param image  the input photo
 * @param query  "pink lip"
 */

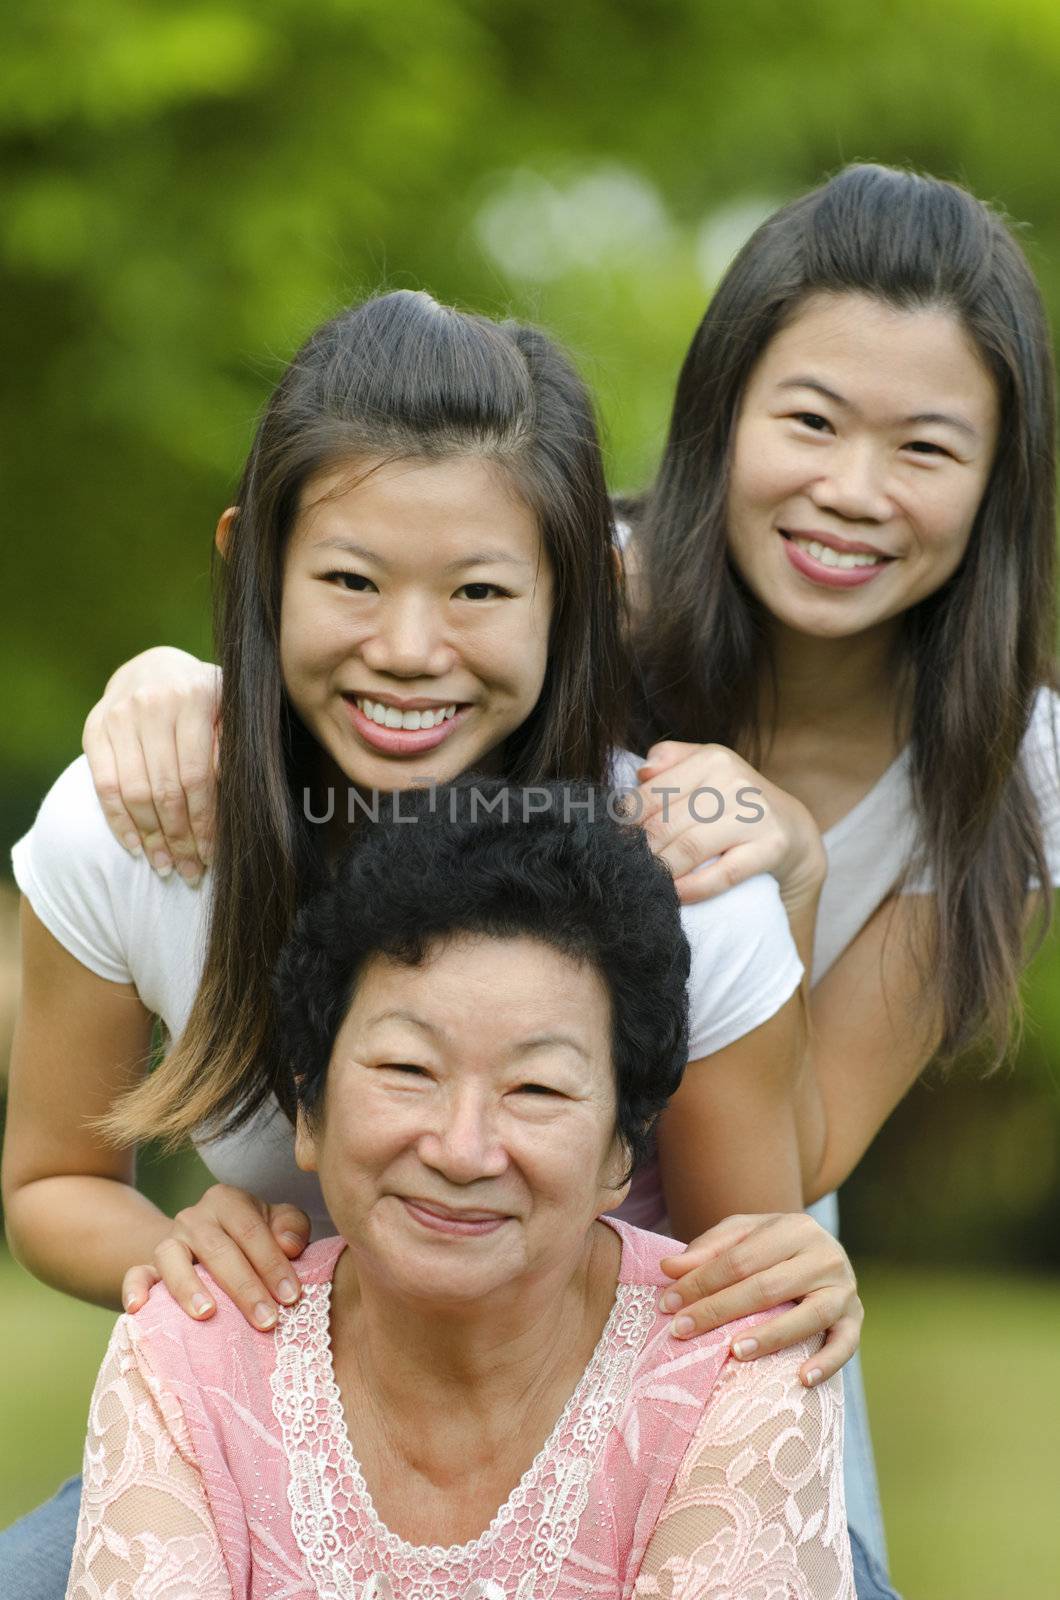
xmin=782 ymin=528 xmax=890 ymax=557
xmin=344 ymin=696 xmax=471 ymax=755
xmin=401 ymin=1198 xmax=509 ymax=1237
xmin=780 ymin=532 xmax=891 ymax=590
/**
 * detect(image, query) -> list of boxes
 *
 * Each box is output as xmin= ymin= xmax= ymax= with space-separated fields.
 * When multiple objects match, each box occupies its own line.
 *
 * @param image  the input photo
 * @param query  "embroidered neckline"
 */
xmin=270 ymin=1270 xmax=658 ymax=1599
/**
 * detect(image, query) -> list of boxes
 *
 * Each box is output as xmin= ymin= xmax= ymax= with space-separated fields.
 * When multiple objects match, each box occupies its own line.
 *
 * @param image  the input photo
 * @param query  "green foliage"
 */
xmin=4 ymin=2 xmax=1060 ymax=804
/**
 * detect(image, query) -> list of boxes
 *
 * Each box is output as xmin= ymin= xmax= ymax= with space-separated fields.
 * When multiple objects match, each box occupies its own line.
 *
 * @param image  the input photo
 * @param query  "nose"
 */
xmin=808 ymin=441 xmax=892 ymax=524
xmin=360 ymin=594 xmax=456 ymax=679
xmin=416 ymin=1083 xmax=509 ymax=1185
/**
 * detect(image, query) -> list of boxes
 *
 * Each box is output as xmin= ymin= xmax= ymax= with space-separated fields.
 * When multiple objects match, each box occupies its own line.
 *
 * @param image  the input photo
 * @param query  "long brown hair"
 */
xmin=106 ymin=291 xmax=629 ymax=1145
xmin=628 ymin=164 xmax=1057 ymax=1061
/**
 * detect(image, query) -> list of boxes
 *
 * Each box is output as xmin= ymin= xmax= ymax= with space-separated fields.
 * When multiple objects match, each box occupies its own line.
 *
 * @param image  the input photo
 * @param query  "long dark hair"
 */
xmin=107 ymin=290 xmax=628 ymax=1145
xmin=628 ymin=164 xmax=1057 ymax=1061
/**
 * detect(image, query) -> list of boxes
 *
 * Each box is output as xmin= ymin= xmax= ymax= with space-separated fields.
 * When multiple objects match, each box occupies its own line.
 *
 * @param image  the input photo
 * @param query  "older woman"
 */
xmin=67 ymin=781 xmax=853 ymax=1600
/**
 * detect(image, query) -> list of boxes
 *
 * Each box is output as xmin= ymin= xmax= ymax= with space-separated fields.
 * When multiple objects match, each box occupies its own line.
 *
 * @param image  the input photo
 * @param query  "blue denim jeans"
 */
xmin=808 ymin=1191 xmax=902 ymax=1599
xmin=0 ymin=1474 xmax=80 ymax=1600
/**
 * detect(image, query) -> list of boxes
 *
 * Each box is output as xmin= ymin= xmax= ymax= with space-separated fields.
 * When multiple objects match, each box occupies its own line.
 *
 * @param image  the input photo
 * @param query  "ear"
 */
xmin=215 ymin=505 xmax=239 ymax=559
xmin=294 ymin=1106 xmax=319 ymax=1174
xmin=598 ymin=1134 xmax=632 ymax=1215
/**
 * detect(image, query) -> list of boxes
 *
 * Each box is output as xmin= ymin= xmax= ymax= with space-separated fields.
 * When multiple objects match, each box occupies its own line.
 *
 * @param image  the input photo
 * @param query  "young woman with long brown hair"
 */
xmin=2 ymin=291 xmax=860 ymax=1598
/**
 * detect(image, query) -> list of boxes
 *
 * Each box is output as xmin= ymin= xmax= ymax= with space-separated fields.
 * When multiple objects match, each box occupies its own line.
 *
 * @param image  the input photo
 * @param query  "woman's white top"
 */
xmin=11 ymin=753 xmax=803 ymax=1235
xmin=813 ymin=686 xmax=1060 ymax=985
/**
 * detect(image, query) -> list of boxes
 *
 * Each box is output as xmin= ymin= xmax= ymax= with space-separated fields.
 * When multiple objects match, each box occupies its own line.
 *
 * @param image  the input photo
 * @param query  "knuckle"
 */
xmin=721 ymin=1242 xmax=753 ymax=1283
xmin=123 ymin=784 xmax=157 ymax=812
xmin=153 ymin=783 xmax=187 ymax=811
xmin=180 ymin=762 xmax=212 ymax=790
xmin=752 ymin=1269 xmax=786 ymax=1308
xmin=154 ymin=1235 xmax=188 ymax=1266
xmin=231 ymin=1213 xmax=268 ymax=1249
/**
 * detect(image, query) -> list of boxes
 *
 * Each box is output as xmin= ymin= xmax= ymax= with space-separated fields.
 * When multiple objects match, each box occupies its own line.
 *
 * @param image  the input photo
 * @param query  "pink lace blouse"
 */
xmin=66 ymin=1220 xmax=853 ymax=1599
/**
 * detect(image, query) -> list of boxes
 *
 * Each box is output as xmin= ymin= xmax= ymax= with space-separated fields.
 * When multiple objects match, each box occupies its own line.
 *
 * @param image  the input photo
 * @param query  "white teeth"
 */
xmin=357 ymin=699 xmax=459 ymax=732
xmin=794 ymin=536 xmax=882 ymax=570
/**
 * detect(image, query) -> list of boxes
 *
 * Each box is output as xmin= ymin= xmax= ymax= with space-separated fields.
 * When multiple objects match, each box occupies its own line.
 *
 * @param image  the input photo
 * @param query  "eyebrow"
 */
xmin=510 ymin=1032 xmax=591 ymax=1064
xmin=367 ymin=1013 xmax=590 ymax=1062
xmin=311 ymin=538 xmax=534 ymax=572
xmin=777 ymin=377 xmax=981 ymax=442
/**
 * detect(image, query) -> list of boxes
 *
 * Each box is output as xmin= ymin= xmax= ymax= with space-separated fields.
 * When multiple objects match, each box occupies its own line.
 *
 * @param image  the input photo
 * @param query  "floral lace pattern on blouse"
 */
xmin=271 ymin=1280 xmax=658 ymax=1600
xmin=65 ymin=1227 xmax=853 ymax=1600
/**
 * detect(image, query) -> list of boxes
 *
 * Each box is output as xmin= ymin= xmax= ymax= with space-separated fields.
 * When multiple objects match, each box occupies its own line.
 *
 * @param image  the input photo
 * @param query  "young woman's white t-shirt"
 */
xmin=11 ymin=753 xmax=804 ymax=1236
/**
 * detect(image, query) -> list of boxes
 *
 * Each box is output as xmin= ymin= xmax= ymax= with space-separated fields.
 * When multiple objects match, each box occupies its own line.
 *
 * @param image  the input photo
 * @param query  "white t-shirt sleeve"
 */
xmin=1024 ymin=687 xmax=1060 ymax=887
xmin=607 ymin=747 xmax=804 ymax=1058
xmin=10 ymin=754 xmax=140 ymax=984
xmin=681 ymin=874 xmax=803 ymax=1060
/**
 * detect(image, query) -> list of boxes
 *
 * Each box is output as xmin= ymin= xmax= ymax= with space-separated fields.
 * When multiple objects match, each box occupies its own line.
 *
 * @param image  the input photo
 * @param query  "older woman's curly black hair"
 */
xmin=273 ymin=779 xmax=691 ymax=1175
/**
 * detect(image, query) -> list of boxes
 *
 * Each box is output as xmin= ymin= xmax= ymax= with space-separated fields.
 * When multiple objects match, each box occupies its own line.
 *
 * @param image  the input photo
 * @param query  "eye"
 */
xmin=792 ymin=412 xmax=833 ymax=434
xmin=514 ymin=1082 xmax=562 ymax=1097
xmin=454 ymin=582 xmax=510 ymax=601
xmin=326 ymin=570 xmax=377 ymax=592
xmin=378 ymin=1062 xmax=429 ymax=1077
xmin=904 ymin=440 xmax=952 ymax=458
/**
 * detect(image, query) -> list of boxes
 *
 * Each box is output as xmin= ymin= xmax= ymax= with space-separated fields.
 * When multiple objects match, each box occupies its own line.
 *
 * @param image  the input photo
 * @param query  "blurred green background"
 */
xmin=2 ymin=2 xmax=1059 ymax=1594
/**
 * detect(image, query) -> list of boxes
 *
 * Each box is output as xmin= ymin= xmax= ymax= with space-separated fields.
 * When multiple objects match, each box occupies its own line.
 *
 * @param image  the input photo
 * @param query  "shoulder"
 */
xmin=1023 ymin=687 xmax=1060 ymax=793
xmin=1021 ymin=687 xmax=1060 ymax=879
xmin=13 ymin=754 xmax=129 ymax=872
xmin=136 ymin=1237 xmax=345 ymax=1354
xmin=608 ymin=746 xmax=643 ymax=791
xmin=608 ymin=1216 xmax=682 ymax=1289
xmin=11 ymin=756 xmax=158 ymax=982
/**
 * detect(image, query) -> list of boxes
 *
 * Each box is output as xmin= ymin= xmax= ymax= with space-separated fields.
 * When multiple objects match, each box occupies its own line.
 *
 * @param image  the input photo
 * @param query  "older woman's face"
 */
xmin=295 ymin=935 xmax=628 ymax=1304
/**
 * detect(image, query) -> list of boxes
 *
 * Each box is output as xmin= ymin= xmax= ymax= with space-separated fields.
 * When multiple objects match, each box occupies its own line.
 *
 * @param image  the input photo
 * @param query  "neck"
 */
xmin=331 ymin=1223 xmax=618 ymax=1423
xmin=759 ymin=617 xmax=908 ymax=748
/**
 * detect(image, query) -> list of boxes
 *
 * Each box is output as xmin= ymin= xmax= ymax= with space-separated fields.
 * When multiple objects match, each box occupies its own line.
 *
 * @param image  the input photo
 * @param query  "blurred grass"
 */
xmin=860 ymin=1264 xmax=1060 ymax=1597
xmin=2 ymin=1254 xmax=1058 ymax=1595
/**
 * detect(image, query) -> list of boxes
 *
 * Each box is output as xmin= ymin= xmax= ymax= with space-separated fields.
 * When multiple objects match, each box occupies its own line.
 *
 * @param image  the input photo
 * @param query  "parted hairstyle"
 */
xmin=627 ymin=163 xmax=1057 ymax=1062
xmin=105 ymin=291 xmax=629 ymax=1146
xmin=274 ymin=780 xmax=691 ymax=1177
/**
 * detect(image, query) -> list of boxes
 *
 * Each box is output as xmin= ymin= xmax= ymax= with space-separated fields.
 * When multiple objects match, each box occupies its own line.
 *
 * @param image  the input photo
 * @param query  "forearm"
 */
xmin=5 ymin=1174 xmax=175 ymax=1310
xmin=797 ymin=895 xmax=942 ymax=1201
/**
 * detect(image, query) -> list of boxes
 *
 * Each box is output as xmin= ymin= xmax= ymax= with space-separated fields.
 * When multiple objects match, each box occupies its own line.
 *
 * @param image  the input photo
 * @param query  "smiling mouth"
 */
xmin=780 ymin=531 xmax=890 ymax=570
xmin=354 ymin=696 xmax=460 ymax=732
xmin=400 ymin=1197 xmax=510 ymax=1236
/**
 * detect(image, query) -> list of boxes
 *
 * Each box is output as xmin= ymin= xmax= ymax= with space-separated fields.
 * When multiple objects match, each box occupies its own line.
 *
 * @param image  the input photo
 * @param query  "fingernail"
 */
xmin=122 ymin=834 xmax=144 ymax=857
xmin=671 ymin=1315 xmax=695 ymax=1339
xmin=152 ymin=851 xmax=173 ymax=878
xmin=732 ymin=1337 xmax=758 ymax=1359
xmin=276 ymin=1278 xmax=299 ymax=1305
xmin=124 ymin=1291 xmax=141 ymax=1311
xmin=279 ymin=1232 xmax=304 ymax=1251
xmin=177 ymin=862 xmax=202 ymax=887
xmin=804 ymin=1367 xmax=823 ymax=1387
xmin=659 ymin=1290 xmax=682 ymax=1313
xmin=191 ymin=1293 xmax=213 ymax=1317
xmin=254 ymin=1302 xmax=277 ymax=1329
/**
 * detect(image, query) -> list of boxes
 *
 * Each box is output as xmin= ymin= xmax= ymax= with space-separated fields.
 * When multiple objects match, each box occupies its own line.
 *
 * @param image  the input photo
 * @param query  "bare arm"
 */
xmin=2 ymin=902 xmax=310 ymax=1322
xmin=2 ymin=900 xmax=170 ymax=1309
xmin=656 ymin=998 xmax=807 ymax=1236
xmin=803 ymin=890 xmax=943 ymax=1201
